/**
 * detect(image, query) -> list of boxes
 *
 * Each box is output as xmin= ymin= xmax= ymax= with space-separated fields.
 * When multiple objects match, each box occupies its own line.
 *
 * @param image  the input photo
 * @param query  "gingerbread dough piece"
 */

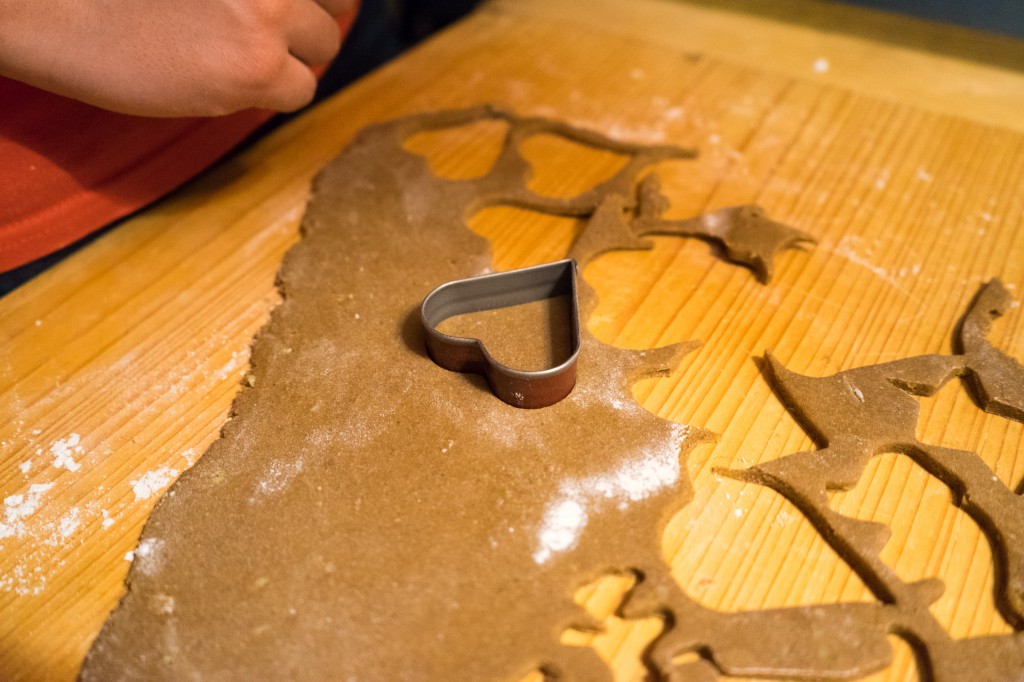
xmin=79 ymin=106 xmax=890 ymax=682
xmin=957 ymin=279 xmax=1024 ymax=421
xmin=719 ymin=280 xmax=1024 ymax=681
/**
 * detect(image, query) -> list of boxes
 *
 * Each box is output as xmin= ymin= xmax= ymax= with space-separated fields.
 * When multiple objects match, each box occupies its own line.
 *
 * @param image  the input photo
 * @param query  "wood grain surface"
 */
xmin=1 ymin=0 xmax=1022 ymax=679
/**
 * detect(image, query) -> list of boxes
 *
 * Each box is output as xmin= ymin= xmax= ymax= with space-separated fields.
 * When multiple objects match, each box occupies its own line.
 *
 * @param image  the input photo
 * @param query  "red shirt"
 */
xmin=0 ymin=8 xmax=357 ymax=273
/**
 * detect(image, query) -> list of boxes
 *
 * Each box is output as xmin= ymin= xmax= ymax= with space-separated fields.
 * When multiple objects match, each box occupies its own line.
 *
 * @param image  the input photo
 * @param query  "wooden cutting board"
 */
xmin=1 ymin=0 xmax=1023 ymax=679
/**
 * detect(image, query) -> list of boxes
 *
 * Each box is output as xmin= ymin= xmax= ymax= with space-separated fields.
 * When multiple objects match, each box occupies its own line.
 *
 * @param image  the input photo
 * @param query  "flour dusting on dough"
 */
xmin=533 ymin=423 xmax=689 ymax=564
xmin=79 ymin=107 xmax=819 ymax=681
xmin=534 ymin=500 xmax=588 ymax=564
xmin=569 ymin=365 xmax=636 ymax=411
xmin=252 ymin=459 xmax=304 ymax=500
xmin=134 ymin=538 xmax=165 ymax=575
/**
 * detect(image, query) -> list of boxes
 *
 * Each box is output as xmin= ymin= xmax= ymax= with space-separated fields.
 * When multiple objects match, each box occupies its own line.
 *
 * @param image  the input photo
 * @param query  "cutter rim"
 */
xmin=420 ymin=259 xmax=580 ymax=408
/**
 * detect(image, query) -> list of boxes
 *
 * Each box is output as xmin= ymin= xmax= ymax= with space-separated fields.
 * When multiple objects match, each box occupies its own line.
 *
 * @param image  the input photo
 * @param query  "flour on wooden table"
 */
xmin=50 ymin=433 xmax=83 ymax=472
xmin=131 ymin=467 xmax=180 ymax=501
xmin=0 ymin=483 xmax=55 ymax=540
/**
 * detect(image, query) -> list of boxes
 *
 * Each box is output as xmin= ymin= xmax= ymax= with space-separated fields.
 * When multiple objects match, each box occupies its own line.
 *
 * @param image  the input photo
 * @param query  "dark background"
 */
xmin=839 ymin=0 xmax=1023 ymax=38
xmin=390 ymin=0 xmax=1024 ymax=40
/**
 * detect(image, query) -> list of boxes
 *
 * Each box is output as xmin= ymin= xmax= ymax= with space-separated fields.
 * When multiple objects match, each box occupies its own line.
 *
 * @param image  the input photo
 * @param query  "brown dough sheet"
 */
xmin=82 ymin=107 xmax=1024 ymax=681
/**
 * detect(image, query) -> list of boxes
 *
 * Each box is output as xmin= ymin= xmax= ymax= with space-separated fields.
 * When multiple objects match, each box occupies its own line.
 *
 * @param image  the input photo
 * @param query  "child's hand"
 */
xmin=0 ymin=0 xmax=354 ymax=116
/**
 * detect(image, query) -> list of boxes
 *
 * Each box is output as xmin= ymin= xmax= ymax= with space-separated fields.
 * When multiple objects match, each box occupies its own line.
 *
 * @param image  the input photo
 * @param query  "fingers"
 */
xmin=232 ymin=0 xmax=356 ymax=114
xmin=283 ymin=0 xmax=342 ymax=67
xmin=256 ymin=54 xmax=319 ymax=112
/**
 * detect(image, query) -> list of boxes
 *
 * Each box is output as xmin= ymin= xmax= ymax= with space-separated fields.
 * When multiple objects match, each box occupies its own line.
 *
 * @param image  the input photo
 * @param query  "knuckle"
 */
xmin=247 ymin=0 xmax=290 ymax=24
xmin=212 ymin=43 xmax=288 ymax=110
xmin=234 ymin=43 xmax=287 ymax=89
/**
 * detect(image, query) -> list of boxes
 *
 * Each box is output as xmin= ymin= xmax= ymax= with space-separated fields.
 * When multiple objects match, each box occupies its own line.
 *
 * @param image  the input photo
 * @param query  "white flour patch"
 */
xmin=181 ymin=448 xmax=197 ymax=466
xmin=533 ymin=423 xmax=689 ymax=565
xmin=19 ymin=461 xmax=31 ymax=474
xmin=533 ymin=500 xmax=587 ymax=565
xmin=609 ymin=396 xmax=635 ymax=412
xmin=3 ymin=489 xmax=104 ymax=538
xmin=0 ymin=483 xmax=55 ymax=540
xmin=835 ymin=245 xmax=888 ymax=279
xmin=830 ymin=236 xmax=915 ymax=296
xmin=214 ymin=351 xmax=246 ymax=381
xmin=896 ymin=264 xmax=922 ymax=277
xmin=812 ymin=57 xmax=830 ymax=73
xmin=0 ymin=563 xmax=49 ymax=596
xmin=569 ymin=365 xmax=628 ymax=409
xmin=252 ymin=459 xmax=304 ymax=499
xmin=58 ymin=508 xmax=81 ymax=538
xmin=0 ymin=484 xmax=96 ymax=594
xmin=50 ymin=433 xmax=83 ymax=472
xmin=131 ymin=467 xmax=179 ymax=500
xmin=101 ymin=509 xmax=115 ymax=529
xmin=702 ymin=211 xmax=725 ymax=232
xmin=133 ymin=538 xmax=165 ymax=575
xmin=664 ymin=106 xmax=684 ymax=121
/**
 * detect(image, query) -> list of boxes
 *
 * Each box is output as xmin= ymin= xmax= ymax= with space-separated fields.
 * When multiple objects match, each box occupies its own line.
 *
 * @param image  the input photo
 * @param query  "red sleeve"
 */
xmin=0 ymin=7 xmax=358 ymax=273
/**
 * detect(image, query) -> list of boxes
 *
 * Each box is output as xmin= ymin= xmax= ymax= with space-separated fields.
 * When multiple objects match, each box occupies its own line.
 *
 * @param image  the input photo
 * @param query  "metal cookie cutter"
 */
xmin=420 ymin=259 xmax=580 ymax=409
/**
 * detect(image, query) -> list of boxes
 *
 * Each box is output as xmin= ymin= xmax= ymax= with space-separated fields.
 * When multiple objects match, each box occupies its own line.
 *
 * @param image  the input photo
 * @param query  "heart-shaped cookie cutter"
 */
xmin=420 ymin=259 xmax=580 ymax=409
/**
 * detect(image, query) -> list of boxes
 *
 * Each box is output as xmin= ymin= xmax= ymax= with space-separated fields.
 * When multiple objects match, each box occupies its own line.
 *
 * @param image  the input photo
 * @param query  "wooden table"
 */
xmin=2 ymin=0 xmax=1023 ymax=679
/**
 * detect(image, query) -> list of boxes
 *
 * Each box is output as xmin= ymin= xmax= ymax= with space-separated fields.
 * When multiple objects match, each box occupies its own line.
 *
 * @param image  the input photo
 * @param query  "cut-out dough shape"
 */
xmin=716 ymin=279 xmax=1024 ymax=681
